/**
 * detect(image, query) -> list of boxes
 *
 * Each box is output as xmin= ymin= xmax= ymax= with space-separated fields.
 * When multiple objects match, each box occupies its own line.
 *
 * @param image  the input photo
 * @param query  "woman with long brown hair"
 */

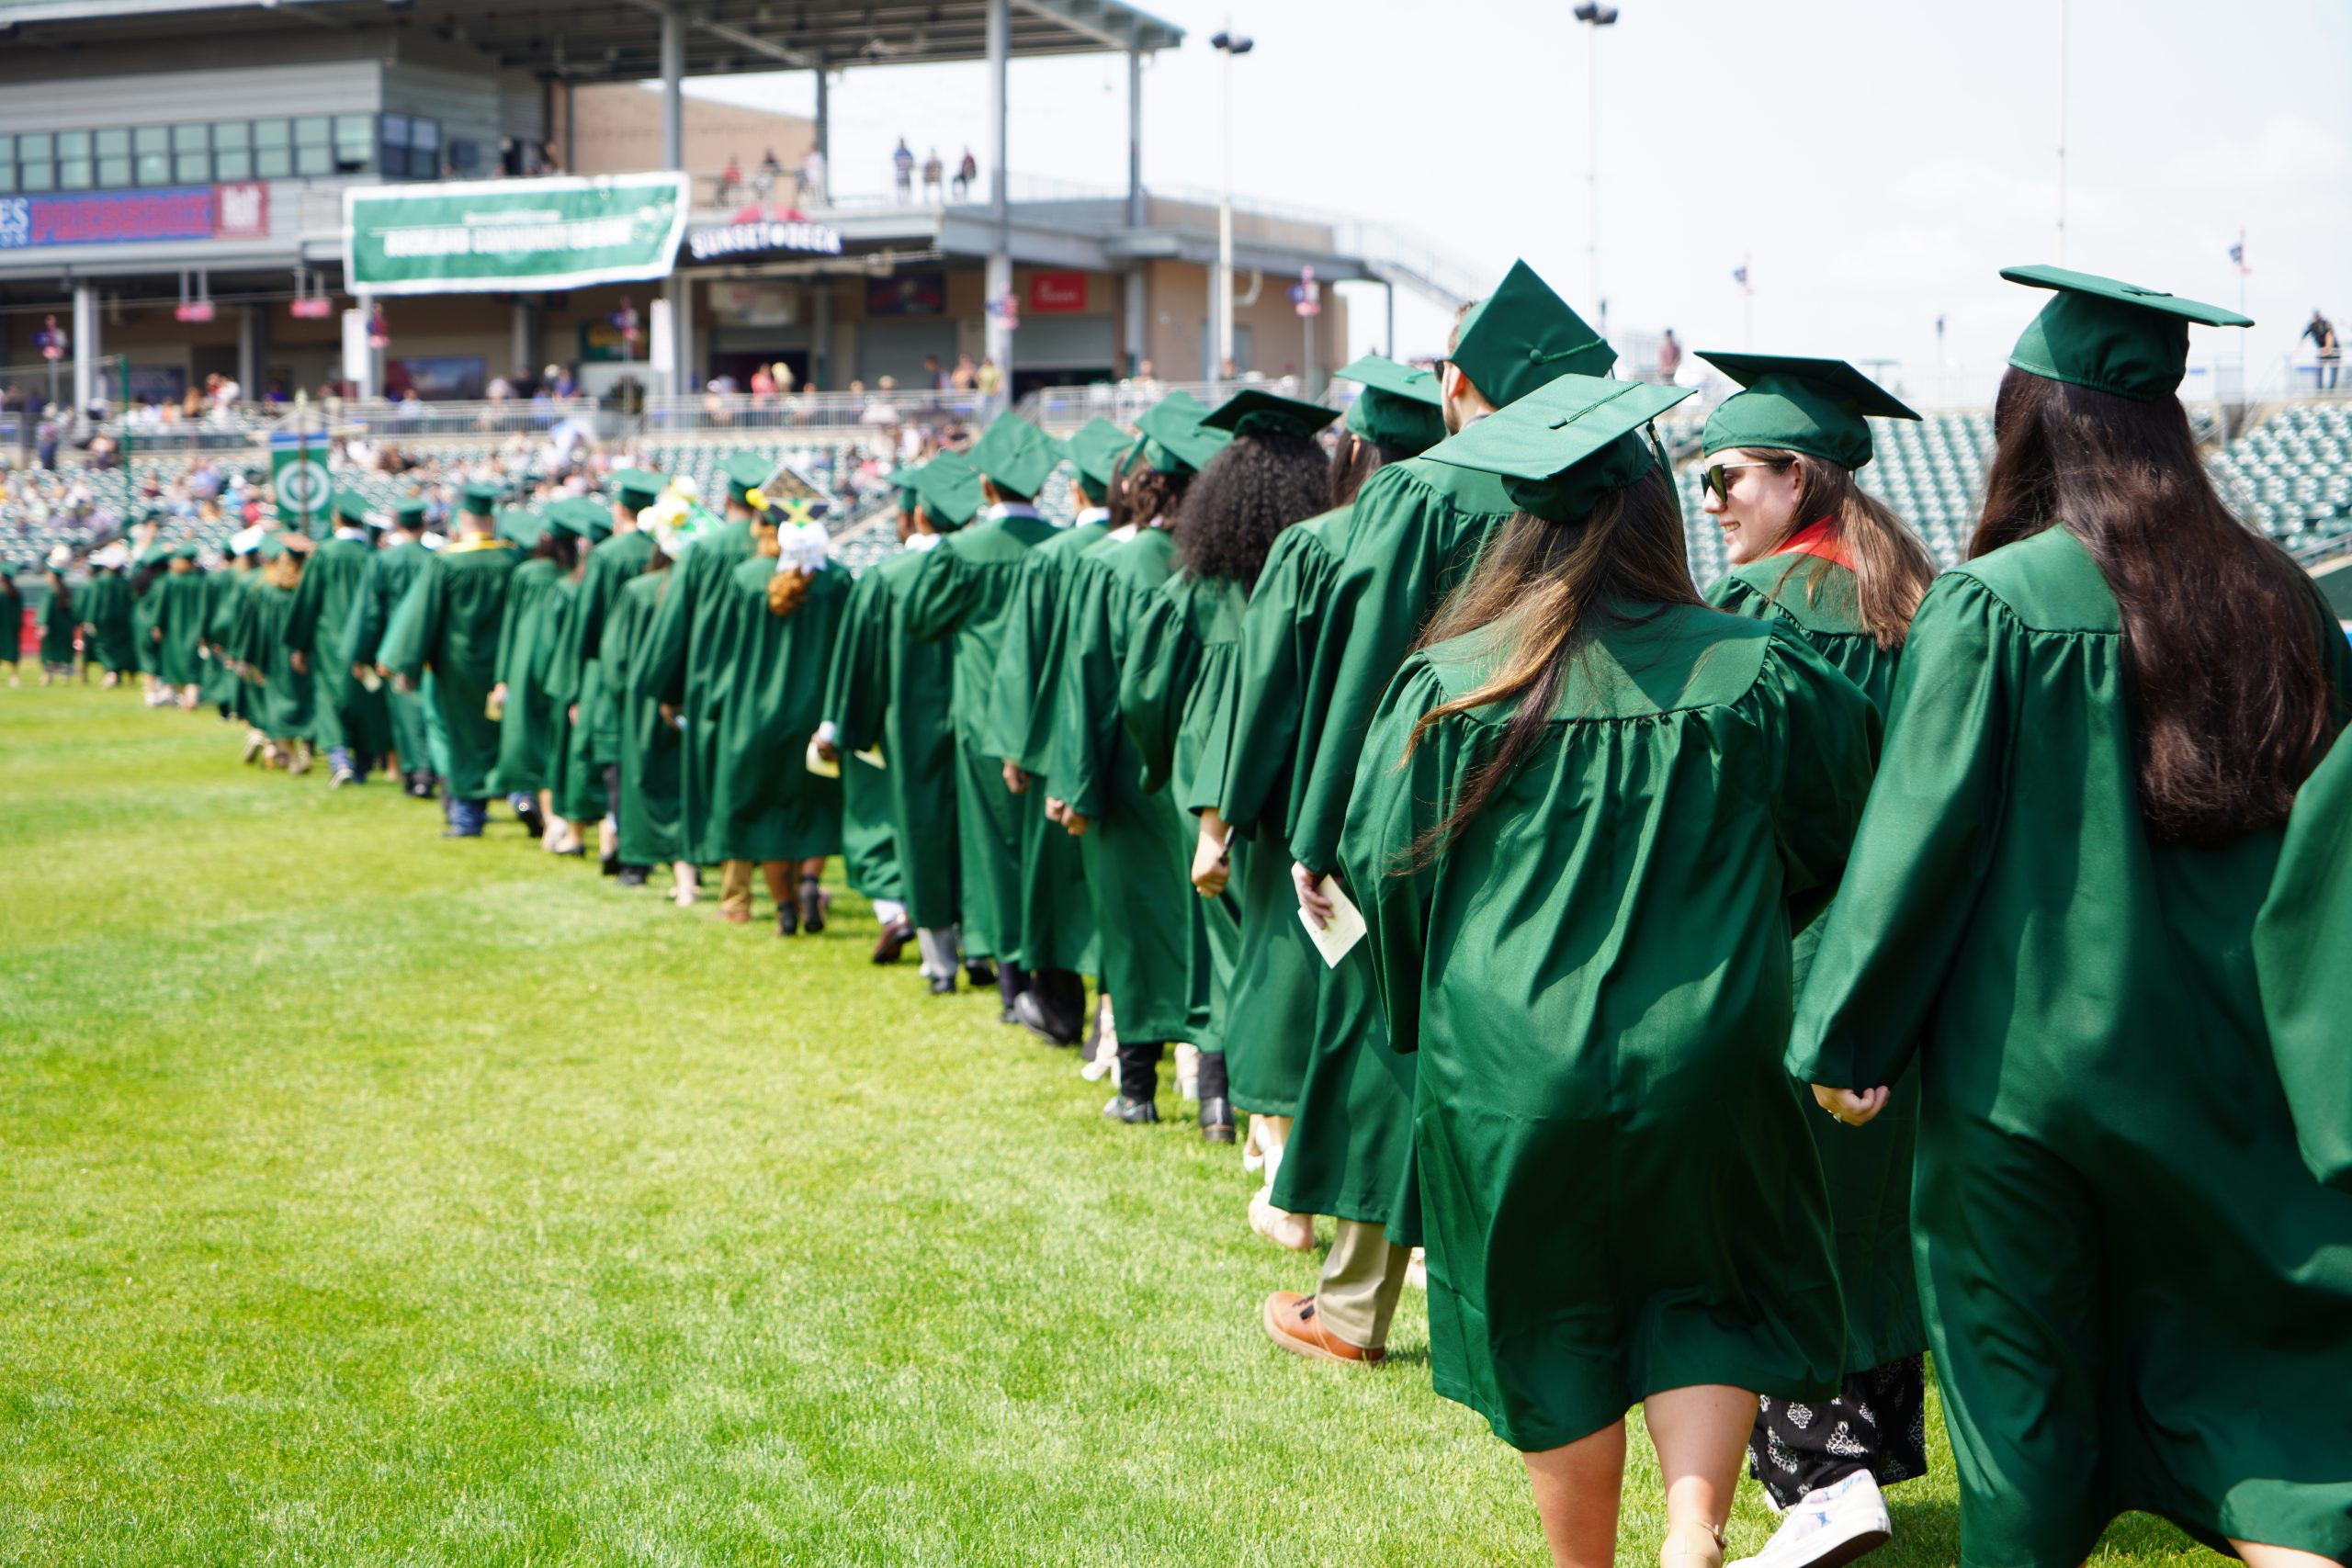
xmin=1343 ymin=374 xmax=1878 ymax=1568
xmin=1691 ymin=354 xmax=1937 ymax=1568
xmin=1795 ymin=266 xmax=2352 ymax=1568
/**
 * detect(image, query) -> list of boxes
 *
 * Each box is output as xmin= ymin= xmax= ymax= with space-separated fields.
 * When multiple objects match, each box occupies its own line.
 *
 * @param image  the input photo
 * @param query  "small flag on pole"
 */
xmin=1733 ymin=262 xmax=1753 ymax=294
xmin=2229 ymin=231 xmax=2250 ymax=275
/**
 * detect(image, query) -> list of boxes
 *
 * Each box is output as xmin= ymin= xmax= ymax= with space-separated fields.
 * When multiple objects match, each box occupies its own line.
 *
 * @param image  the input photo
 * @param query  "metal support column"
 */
xmin=511 ymin=299 xmax=537 ymax=380
xmin=238 ymin=305 xmax=266 ymax=399
xmin=1126 ymin=50 xmax=1145 ymax=229
xmin=810 ymin=279 xmax=832 ymax=391
xmin=1123 ymin=266 xmax=1148 ymax=378
xmin=665 ymin=273 xmax=693 ymax=398
xmin=813 ymin=62 xmax=830 ymax=194
xmin=659 ymin=6 xmax=685 ymax=176
xmin=1385 ymin=280 xmax=1396 ymax=359
xmin=71 ymin=283 xmax=97 ymax=417
xmin=982 ymin=0 xmax=1012 ymax=404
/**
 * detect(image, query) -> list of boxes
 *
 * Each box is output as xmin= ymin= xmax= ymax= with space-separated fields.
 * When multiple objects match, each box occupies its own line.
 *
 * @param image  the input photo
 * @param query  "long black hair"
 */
xmin=1177 ymin=430 xmax=1328 ymax=590
xmin=1973 ymin=367 xmax=2338 ymax=843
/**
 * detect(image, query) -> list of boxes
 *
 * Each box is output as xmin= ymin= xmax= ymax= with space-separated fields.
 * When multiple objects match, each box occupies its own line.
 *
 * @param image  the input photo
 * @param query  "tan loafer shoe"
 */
xmin=1261 ymin=1292 xmax=1383 ymax=1366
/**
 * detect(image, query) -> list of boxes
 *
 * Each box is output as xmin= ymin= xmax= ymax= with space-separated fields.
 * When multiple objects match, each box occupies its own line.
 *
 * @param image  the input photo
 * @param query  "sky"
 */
xmin=684 ymin=0 xmax=2352 ymax=404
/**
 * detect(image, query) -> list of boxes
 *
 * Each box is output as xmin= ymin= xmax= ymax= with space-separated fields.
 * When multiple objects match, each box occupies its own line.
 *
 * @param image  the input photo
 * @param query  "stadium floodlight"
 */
xmin=1211 ymin=30 xmax=1255 ymax=383
xmin=1575 ymin=1 xmax=1619 ymax=322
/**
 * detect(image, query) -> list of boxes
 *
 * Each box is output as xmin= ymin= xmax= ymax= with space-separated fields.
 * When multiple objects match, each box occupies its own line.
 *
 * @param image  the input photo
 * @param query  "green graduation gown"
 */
xmin=39 ymin=578 xmax=74 ymax=666
xmin=1710 ymin=550 xmax=1923 ymax=1374
xmin=217 ymin=567 xmax=265 ymax=724
xmin=1050 ymin=528 xmax=1193 ymax=1043
xmin=1345 ymin=605 xmax=1874 ymax=1454
xmin=1789 ymin=525 xmax=2352 ymax=1567
xmin=639 ymin=517 xmax=757 ymax=864
xmin=153 ymin=568 xmax=209 ymax=686
xmin=0 ymin=576 xmax=19 ymax=665
xmin=196 ymin=569 xmax=241 ymax=708
xmin=2256 ymin=711 xmax=2352 ymax=1191
xmin=284 ymin=535 xmax=392 ymax=761
xmin=80 ymin=570 xmax=136 ymax=673
xmin=239 ymin=579 xmax=314 ymax=740
xmin=489 ymin=557 xmax=564 ymax=796
xmin=547 ymin=530 xmax=658 ymax=824
xmin=380 ymin=540 xmax=520 ymax=800
xmin=339 ymin=537 xmax=435 ymax=774
xmin=1120 ymin=569 xmax=1247 ymax=1058
xmin=610 ymin=570 xmax=683 ymax=867
xmin=130 ymin=572 xmax=161 ymax=675
xmin=831 ymin=542 xmax=962 ymax=931
xmin=1218 ymin=508 xmax=1409 ymax=1223
xmin=902 ymin=508 xmax=1063 ymax=962
xmin=706 ymin=557 xmax=847 ymax=862
xmin=988 ymin=514 xmax=1112 ymax=976
xmin=820 ymin=559 xmax=905 ymax=904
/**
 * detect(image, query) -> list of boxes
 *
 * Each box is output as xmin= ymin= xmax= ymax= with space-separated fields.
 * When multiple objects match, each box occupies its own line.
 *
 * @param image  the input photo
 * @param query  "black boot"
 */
xmin=964 ymin=956 xmax=999 ymax=990
xmin=996 ymin=961 xmax=1028 ymax=1026
xmin=776 ymin=892 xmax=799 ymax=937
xmin=1196 ymin=1049 xmax=1234 ymax=1143
xmin=798 ymin=875 xmax=826 ymax=934
xmin=616 ymin=863 xmax=649 ymax=887
xmin=1104 ymin=1042 xmax=1163 ymax=1124
xmin=1023 ymin=967 xmax=1085 ymax=1044
xmin=601 ymin=852 xmax=621 ymax=877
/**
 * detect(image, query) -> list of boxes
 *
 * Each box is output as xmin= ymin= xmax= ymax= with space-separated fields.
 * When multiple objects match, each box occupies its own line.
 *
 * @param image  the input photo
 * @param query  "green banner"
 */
xmin=344 ymin=173 xmax=689 ymax=296
xmin=270 ymin=434 xmax=333 ymax=536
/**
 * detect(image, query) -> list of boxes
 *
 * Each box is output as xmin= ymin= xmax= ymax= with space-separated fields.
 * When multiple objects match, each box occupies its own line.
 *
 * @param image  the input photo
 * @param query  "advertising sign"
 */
xmin=685 ymin=218 xmax=842 ymax=264
xmin=1027 ymin=271 xmax=1088 ymax=313
xmin=0 ymin=187 xmax=213 ymax=250
xmin=344 ymin=173 xmax=689 ymax=295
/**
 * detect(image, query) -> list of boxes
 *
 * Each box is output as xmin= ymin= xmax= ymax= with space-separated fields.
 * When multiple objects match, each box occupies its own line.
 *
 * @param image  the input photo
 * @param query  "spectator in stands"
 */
xmin=772 ymin=361 xmax=797 ymax=395
xmin=1657 ymin=327 xmax=1683 ymax=383
xmin=951 ymin=354 xmax=978 ymax=391
xmin=717 ymin=154 xmax=742 ymax=206
xmin=922 ymin=355 xmax=946 ymax=392
xmin=2304 ymin=309 xmax=2341 ymax=391
xmin=36 ymin=407 xmax=58 ymax=471
xmin=975 ymin=358 xmax=1002 ymax=398
xmin=893 ymin=138 xmax=915 ymax=202
xmin=954 ymin=147 xmax=978 ymax=200
xmin=753 ymin=150 xmax=781 ymax=203
xmin=798 ymin=146 xmax=826 ymax=207
xmin=922 ymin=147 xmax=944 ymax=202
xmin=751 ymin=364 xmax=776 ymax=400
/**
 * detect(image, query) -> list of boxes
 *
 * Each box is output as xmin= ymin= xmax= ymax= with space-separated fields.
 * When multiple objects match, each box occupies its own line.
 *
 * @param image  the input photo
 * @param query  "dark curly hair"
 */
xmin=1123 ymin=451 xmax=1195 ymax=538
xmin=1176 ymin=430 xmax=1328 ymax=590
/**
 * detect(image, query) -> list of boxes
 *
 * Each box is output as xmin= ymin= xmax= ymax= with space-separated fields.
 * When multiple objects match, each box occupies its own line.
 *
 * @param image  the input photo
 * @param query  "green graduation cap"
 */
xmin=460 ymin=481 xmax=504 ymax=517
xmin=1695 ymin=352 xmax=1921 ymax=472
xmin=1422 ymin=373 xmax=1695 ymax=523
xmin=611 ymin=468 xmax=668 ymax=512
xmin=172 ymin=539 xmax=199 ymax=560
xmin=497 ymin=507 xmax=548 ymax=548
xmin=555 ymin=495 xmax=613 ymax=543
xmin=911 ymin=449 xmax=985 ymax=531
xmin=1135 ymin=392 xmax=1232 ymax=476
xmin=330 ymin=487 xmax=373 ymax=528
xmin=540 ymin=503 xmax=585 ymax=543
xmin=392 ymin=497 xmax=429 ymax=530
xmin=1063 ymin=418 xmax=1131 ymax=495
xmin=880 ymin=466 xmax=923 ymax=513
xmin=1449 ymin=260 xmax=1615 ymax=410
xmin=1336 ymin=355 xmax=1447 ymax=455
xmin=2002 ymin=264 xmax=2253 ymax=402
xmin=722 ymin=452 xmax=778 ymax=505
xmin=969 ymin=412 xmax=1061 ymax=499
xmin=1202 ymin=389 xmax=1341 ymax=442
xmin=257 ymin=533 xmax=291 ymax=562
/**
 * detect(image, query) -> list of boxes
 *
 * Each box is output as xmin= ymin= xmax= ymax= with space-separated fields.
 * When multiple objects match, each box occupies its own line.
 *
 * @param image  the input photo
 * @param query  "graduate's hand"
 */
xmin=1045 ymin=796 xmax=1068 ymax=824
xmin=290 ymin=650 xmax=308 ymax=675
xmin=568 ymin=703 xmax=579 ymax=726
xmin=1191 ymin=822 xmax=1231 ymax=899
xmin=392 ymin=674 xmax=414 ymax=694
xmin=815 ymin=738 xmax=840 ymax=765
xmin=1063 ymin=810 xmax=1091 ymax=838
xmin=1811 ymin=1084 xmax=1891 ymax=1127
xmin=659 ymin=703 xmax=679 ymax=728
xmin=1001 ymin=760 xmax=1029 ymax=795
xmin=352 ymin=663 xmax=371 ymax=683
xmin=151 ymin=626 xmax=162 ymax=643
xmin=1293 ymin=862 xmax=1335 ymax=930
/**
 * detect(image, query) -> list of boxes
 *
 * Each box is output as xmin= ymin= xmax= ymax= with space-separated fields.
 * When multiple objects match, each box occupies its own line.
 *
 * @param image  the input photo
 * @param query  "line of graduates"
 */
xmin=57 ymin=254 xmax=2352 ymax=1568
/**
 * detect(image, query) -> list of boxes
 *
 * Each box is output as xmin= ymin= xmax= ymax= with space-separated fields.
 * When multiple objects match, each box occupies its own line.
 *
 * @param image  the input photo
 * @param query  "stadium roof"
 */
xmin=0 ymin=0 xmax=1185 ymax=78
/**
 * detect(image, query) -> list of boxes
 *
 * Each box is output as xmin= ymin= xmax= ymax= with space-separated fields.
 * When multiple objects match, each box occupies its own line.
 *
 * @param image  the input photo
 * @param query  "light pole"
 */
xmin=1211 ymin=27 xmax=1253 ymax=383
xmin=1574 ymin=3 xmax=1618 ymax=323
xmin=2056 ymin=0 xmax=2068 ymax=265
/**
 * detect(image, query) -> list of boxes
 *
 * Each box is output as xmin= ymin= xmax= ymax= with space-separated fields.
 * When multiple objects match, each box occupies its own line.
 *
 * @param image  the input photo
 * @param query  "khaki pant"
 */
xmin=718 ymin=859 xmax=755 ymax=917
xmin=1315 ymin=1218 xmax=1411 ymax=1351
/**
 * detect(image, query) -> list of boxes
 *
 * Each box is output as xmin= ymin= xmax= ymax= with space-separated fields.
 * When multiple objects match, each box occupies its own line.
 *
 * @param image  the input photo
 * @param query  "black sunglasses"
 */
xmin=1699 ymin=460 xmax=1778 ymax=503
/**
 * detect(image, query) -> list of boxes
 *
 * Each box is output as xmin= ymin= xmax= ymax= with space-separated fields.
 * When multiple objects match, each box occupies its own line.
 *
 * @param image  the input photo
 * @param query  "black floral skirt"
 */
xmin=1747 ymin=1354 xmax=1928 ymax=1509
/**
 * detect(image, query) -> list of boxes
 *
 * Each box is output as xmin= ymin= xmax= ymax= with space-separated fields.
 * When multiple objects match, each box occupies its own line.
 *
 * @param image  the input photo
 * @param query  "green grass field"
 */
xmin=0 ymin=683 xmax=2232 ymax=1566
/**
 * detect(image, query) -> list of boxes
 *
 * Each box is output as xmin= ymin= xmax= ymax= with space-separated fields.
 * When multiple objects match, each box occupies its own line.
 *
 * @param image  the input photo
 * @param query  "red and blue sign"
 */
xmin=0 ymin=187 xmax=216 ymax=251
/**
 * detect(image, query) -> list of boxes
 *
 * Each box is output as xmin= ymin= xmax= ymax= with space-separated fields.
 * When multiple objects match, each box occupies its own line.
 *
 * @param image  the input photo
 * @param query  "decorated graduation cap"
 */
xmin=1335 ymin=355 xmax=1446 ymax=455
xmin=1695 ymin=352 xmax=1920 ymax=472
xmin=1063 ymin=418 xmax=1130 ymax=498
xmin=2002 ymin=264 xmax=2253 ymax=402
xmin=1422 ymin=373 xmax=1695 ymax=523
xmin=1449 ymin=260 xmax=1616 ymax=410
xmin=459 ymin=480 xmax=504 ymax=517
xmin=969 ymin=412 xmax=1060 ymax=498
xmin=1134 ymin=390 xmax=1231 ymax=476
xmin=721 ymin=453 xmax=777 ymax=508
xmin=1202 ymin=389 xmax=1340 ymax=442
xmin=330 ymin=488 xmax=373 ymax=528
xmin=497 ymin=506 xmax=548 ymax=548
xmin=911 ymin=449 xmax=984 ymax=531
xmin=609 ymin=468 xmax=668 ymax=513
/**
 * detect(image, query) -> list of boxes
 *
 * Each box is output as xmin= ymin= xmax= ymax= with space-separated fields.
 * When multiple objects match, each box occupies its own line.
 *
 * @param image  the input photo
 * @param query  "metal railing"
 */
xmin=639 ymin=388 xmax=997 ymax=434
xmin=1019 ymin=376 xmax=1310 ymax=432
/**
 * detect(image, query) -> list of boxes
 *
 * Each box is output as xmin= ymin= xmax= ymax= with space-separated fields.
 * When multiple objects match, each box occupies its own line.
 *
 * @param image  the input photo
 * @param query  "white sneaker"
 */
xmin=1728 ymin=1472 xmax=1891 ymax=1568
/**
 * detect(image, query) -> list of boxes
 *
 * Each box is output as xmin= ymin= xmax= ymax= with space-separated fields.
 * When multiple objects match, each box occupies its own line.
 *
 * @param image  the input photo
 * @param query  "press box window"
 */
xmin=134 ymin=125 xmax=168 ymax=186
xmin=174 ymin=123 xmax=209 ymax=185
xmin=254 ymin=119 xmax=292 ymax=180
xmin=57 ymin=130 xmax=91 ymax=190
xmin=212 ymin=121 xmax=251 ymax=183
xmin=294 ymin=116 xmax=330 ymax=177
xmin=96 ymin=128 xmax=130 ymax=187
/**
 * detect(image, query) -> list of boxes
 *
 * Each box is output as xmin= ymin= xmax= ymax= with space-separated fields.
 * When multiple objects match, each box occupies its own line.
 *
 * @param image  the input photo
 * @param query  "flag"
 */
xmin=1733 ymin=263 xmax=1753 ymax=294
xmin=2230 ymin=231 xmax=2250 ymax=274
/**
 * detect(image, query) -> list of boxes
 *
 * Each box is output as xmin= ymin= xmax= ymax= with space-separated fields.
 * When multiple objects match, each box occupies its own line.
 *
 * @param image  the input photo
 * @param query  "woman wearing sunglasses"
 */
xmin=1344 ymin=373 xmax=1878 ymax=1568
xmin=1692 ymin=355 xmax=1937 ymax=1568
xmin=1796 ymin=267 xmax=2352 ymax=1568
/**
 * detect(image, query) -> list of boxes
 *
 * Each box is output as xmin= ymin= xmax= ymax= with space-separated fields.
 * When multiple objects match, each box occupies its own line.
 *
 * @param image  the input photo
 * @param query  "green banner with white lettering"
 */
xmin=344 ymin=173 xmax=689 ymax=296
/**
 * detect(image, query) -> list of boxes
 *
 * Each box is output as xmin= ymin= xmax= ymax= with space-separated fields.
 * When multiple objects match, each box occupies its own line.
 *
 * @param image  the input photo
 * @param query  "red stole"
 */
xmin=1771 ymin=517 xmax=1854 ymax=570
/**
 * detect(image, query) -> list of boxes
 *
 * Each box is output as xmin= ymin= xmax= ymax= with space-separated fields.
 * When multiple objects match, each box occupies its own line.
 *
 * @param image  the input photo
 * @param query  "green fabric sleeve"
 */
xmin=1336 ymin=654 xmax=1454 ymax=1057
xmin=1047 ymin=556 xmax=1126 ymax=820
xmin=1116 ymin=576 xmax=1200 ymax=798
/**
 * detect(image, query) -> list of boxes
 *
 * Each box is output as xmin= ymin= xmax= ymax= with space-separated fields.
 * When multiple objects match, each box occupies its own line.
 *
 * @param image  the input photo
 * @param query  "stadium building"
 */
xmin=0 ymin=0 xmax=1477 ymax=410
